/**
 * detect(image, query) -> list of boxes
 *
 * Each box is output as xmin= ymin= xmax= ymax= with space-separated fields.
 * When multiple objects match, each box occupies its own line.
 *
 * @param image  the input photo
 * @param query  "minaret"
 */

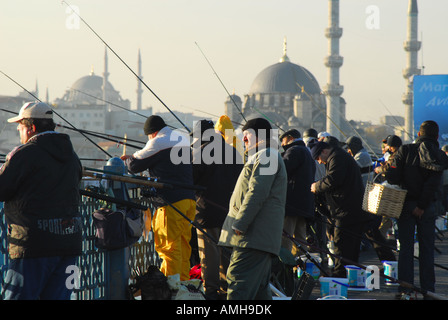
xmin=136 ymin=49 xmax=143 ymax=111
xmin=323 ymin=0 xmax=344 ymax=139
xmin=103 ymin=46 xmax=110 ymax=111
xmin=402 ymin=0 xmax=421 ymax=141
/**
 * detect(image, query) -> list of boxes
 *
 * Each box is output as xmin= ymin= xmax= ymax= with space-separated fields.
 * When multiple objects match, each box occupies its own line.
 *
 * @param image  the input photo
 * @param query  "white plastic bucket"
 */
xmin=319 ymin=277 xmax=348 ymax=298
xmin=345 ymin=265 xmax=366 ymax=288
xmin=297 ymin=254 xmax=322 ymax=280
xmin=383 ymin=261 xmax=399 ymax=286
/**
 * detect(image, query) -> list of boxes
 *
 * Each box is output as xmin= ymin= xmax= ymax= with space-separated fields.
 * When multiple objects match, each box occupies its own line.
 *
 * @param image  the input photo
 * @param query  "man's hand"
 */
xmin=412 ymin=207 xmax=424 ymax=219
xmin=310 ymin=182 xmax=317 ymax=193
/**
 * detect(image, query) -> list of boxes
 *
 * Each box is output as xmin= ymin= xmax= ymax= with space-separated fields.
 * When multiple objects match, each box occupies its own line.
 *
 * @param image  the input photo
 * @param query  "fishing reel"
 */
xmin=140 ymin=187 xmax=158 ymax=198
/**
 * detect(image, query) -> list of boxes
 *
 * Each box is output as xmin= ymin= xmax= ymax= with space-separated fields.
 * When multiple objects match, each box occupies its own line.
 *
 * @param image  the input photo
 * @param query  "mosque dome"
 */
xmin=249 ymin=60 xmax=321 ymax=96
xmin=56 ymin=69 xmax=130 ymax=108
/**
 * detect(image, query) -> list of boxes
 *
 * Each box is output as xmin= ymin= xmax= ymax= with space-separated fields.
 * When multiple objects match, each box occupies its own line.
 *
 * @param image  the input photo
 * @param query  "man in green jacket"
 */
xmin=218 ymin=118 xmax=287 ymax=300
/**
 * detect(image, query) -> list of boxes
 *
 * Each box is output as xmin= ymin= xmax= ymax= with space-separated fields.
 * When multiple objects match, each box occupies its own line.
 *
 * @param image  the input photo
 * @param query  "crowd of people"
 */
xmin=1 ymin=100 xmax=448 ymax=301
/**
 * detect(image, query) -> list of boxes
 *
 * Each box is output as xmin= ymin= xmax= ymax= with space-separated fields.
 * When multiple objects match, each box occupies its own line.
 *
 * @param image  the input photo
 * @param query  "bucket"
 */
xmin=383 ymin=261 xmax=399 ymax=286
xmin=345 ymin=265 xmax=366 ymax=288
xmin=319 ymin=277 xmax=348 ymax=298
xmin=297 ymin=254 xmax=322 ymax=280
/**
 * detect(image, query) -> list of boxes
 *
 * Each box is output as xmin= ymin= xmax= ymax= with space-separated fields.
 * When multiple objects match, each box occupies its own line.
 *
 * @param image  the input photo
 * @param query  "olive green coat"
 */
xmin=218 ymin=147 xmax=287 ymax=256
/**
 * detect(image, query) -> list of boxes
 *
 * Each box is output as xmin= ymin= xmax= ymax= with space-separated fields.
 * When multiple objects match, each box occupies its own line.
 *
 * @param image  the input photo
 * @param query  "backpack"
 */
xmin=129 ymin=266 xmax=172 ymax=300
xmin=92 ymin=207 xmax=143 ymax=250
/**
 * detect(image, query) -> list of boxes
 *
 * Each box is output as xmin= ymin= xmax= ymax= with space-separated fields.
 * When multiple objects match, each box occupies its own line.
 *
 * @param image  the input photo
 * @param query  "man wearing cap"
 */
xmin=375 ymin=135 xmax=402 ymax=176
xmin=121 ymin=115 xmax=196 ymax=281
xmin=0 ymin=101 xmax=82 ymax=299
xmin=385 ymin=120 xmax=448 ymax=299
xmin=218 ymin=118 xmax=287 ymax=299
xmin=309 ymin=140 xmax=370 ymax=277
xmin=345 ymin=136 xmax=373 ymax=186
xmin=191 ymin=119 xmax=243 ymax=299
xmin=279 ymin=129 xmax=315 ymax=255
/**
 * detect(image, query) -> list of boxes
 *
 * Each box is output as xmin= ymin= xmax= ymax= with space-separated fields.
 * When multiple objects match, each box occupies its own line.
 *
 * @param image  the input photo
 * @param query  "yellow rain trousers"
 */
xmin=152 ymin=198 xmax=196 ymax=281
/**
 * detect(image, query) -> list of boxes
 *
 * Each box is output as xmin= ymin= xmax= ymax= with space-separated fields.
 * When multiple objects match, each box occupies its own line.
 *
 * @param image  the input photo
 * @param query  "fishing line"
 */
xmin=61 ymin=1 xmax=191 ymax=134
xmin=195 ymin=42 xmax=246 ymax=123
xmin=0 ymin=70 xmax=112 ymax=157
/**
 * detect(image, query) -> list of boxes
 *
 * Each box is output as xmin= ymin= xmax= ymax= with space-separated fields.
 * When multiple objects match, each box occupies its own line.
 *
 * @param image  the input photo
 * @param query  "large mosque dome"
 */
xmin=248 ymin=59 xmax=322 ymax=96
xmin=55 ymin=69 xmax=130 ymax=108
xmin=232 ymin=40 xmax=327 ymax=133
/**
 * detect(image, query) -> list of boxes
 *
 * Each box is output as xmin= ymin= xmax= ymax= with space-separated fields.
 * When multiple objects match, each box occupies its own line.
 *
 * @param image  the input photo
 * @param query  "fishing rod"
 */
xmin=1 ymin=107 xmax=143 ymax=151
xmin=84 ymin=166 xmax=206 ymax=191
xmin=61 ymin=1 xmax=191 ymax=134
xmin=69 ymin=87 xmax=190 ymax=135
xmin=194 ymin=42 xmax=246 ymax=123
xmin=83 ymin=169 xmax=174 ymax=190
xmin=250 ymin=106 xmax=286 ymax=133
xmin=0 ymin=70 xmax=113 ymax=158
xmin=56 ymin=124 xmax=144 ymax=150
xmin=379 ymin=99 xmax=413 ymax=141
xmin=297 ymin=82 xmax=380 ymax=159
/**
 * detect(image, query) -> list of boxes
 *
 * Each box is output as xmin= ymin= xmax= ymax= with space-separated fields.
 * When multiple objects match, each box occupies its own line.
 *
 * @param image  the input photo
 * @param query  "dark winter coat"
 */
xmin=386 ymin=135 xmax=448 ymax=210
xmin=192 ymin=133 xmax=243 ymax=228
xmin=281 ymin=139 xmax=316 ymax=219
xmin=0 ymin=132 xmax=82 ymax=259
xmin=313 ymin=146 xmax=370 ymax=225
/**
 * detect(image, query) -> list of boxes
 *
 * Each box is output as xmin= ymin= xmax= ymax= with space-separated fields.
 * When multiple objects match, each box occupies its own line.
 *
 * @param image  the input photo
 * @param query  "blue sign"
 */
xmin=413 ymin=75 xmax=448 ymax=144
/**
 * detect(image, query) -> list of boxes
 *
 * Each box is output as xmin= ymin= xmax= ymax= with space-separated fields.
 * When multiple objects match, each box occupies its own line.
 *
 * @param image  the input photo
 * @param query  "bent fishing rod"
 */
xmin=0 ymin=70 xmax=112 ymax=158
xmin=62 ymin=1 xmax=191 ymax=134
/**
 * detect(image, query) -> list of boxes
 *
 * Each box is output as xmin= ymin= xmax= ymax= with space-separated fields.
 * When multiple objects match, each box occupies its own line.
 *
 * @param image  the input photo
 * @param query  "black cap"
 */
xmin=190 ymin=119 xmax=214 ymax=137
xmin=345 ymin=136 xmax=363 ymax=151
xmin=303 ymin=128 xmax=318 ymax=138
xmin=309 ymin=139 xmax=330 ymax=160
xmin=386 ymin=135 xmax=402 ymax=148
xmin=279 ymin=129 xmax=301 ymax=141
xmin=242 ymin=118 xmax=272 ymax=138
xmin=144 ymin=115 xmax=166 ymax=135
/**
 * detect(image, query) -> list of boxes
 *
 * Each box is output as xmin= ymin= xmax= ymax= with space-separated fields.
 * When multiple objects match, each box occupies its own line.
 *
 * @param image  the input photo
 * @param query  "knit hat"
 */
xmin=279 ymin=129 xmax=301 ymax=141
xmin=143 ymin=115 xmax=166 ymax=135
xmin=309 ymin=139 xmax=330 ymax=160
xmin=345 ymin=136 xmax=363 ymax=153
xmin=7 ymin=101 xmax=53 ymax=123
xmin=242 ymin=118 xmax=272 ymax=138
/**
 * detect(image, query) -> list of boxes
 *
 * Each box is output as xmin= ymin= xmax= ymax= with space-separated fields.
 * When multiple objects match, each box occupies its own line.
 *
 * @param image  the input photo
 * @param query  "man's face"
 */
xmin=243 ymin=130 xmax=257 ymax=150
xmin=316 ymin=149 xmax=330 ymax=164
xmin=281 ymin=136 xmax=293 ymax=147
xmin=17 ymin=121 xmax=35 ymax=144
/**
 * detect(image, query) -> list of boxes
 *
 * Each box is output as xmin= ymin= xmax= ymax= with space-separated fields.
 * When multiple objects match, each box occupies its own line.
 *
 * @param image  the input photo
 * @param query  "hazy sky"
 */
xmin=0 ymin=0 xmax=446 ymax=124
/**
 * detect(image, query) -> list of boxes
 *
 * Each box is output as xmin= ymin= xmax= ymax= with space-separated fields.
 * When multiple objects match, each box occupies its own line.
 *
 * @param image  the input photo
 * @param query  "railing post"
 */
xmin=103 ymin=157 xmax=130 ymax=300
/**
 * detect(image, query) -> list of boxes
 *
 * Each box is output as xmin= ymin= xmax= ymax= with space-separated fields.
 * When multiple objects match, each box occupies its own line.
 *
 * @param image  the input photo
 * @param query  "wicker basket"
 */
xmin=362 ymin=181 xmax=407 ymax=218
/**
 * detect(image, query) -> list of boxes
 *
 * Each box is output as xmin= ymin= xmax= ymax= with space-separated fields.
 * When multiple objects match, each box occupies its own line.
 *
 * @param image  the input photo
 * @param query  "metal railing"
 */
xmin=0 ymin=191 xmax=160 ymax=300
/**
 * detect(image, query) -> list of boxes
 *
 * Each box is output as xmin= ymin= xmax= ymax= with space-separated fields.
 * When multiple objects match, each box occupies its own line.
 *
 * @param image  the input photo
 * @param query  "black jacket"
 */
xmin=0 ymin=132 xmax=82 ymax=259
xmin=281 ymin=140 xmax=316 ymax=219
xmin=192 ymin=133 xmax=243 ymax=228
xmin=313 ymin=147 xmax=370 ymax=225
xmin=385 ymin=136 xmax=448 ymax=210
